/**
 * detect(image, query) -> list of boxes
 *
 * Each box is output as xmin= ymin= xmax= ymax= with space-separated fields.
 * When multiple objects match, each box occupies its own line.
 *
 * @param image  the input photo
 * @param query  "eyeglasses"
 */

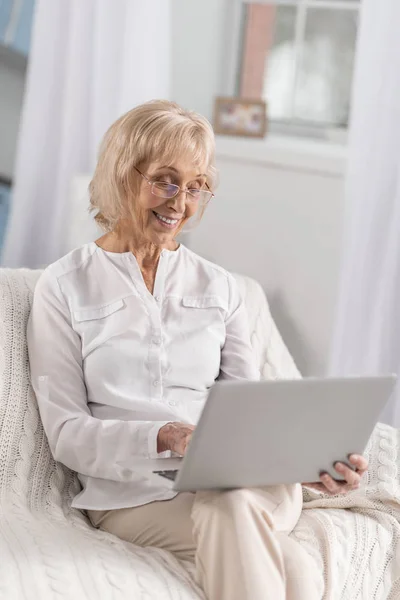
xmin=134 ymin=166 xmax=214 ymax=206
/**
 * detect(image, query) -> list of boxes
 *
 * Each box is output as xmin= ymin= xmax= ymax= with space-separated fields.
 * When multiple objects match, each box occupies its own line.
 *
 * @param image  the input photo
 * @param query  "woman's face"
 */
xmin=134 ymin=159 xmax=208 ymax=246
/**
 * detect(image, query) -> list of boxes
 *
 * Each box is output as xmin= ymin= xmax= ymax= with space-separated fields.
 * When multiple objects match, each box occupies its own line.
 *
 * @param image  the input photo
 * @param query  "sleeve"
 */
xmin=218 ymin=274 xmax=260 ymax=382
xmin=27 ymin=269 xmax=170 ymax=483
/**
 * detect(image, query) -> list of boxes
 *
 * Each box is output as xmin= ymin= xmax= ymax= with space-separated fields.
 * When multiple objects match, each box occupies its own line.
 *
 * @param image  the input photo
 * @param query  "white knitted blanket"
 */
xmin=0 ymin=268 xmax=399 ymax=600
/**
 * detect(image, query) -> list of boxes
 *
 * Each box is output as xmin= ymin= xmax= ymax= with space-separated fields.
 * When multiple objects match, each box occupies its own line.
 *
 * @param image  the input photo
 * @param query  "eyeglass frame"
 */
xmin=133 ymin=166 xmax=215 ymax=206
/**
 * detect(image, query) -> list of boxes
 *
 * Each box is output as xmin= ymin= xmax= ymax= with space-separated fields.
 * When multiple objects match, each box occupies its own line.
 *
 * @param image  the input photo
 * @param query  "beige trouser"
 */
xmin=87 ymin=484 xmax=320 ymax=600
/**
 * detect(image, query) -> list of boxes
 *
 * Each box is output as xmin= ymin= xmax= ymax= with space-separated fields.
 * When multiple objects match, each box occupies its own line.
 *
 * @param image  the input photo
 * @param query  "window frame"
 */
xmin=224 ymin=0 xmax=361 ymax=139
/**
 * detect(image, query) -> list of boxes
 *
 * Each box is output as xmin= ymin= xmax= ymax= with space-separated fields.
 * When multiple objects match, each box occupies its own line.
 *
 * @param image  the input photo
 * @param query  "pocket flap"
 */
xmin=182 ymin=295 xmax=227 ymax=310
xmin=74 ymin=299 xmax=124 ymax=322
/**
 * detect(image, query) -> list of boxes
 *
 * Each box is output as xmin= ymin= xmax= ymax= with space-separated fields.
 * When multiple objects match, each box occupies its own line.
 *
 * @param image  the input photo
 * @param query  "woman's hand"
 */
xmin=303 ymin=454 xmax=368 ymax=495
xmin=157 ymin=422 xmax=195 ymax=455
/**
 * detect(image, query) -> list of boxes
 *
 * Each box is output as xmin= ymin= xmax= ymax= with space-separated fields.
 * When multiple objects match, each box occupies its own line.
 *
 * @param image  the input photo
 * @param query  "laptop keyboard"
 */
xmin=153 ymin=470 xmax=179 ymax=482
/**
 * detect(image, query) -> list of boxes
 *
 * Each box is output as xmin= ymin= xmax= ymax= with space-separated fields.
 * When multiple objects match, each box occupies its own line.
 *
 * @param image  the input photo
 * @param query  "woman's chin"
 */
xmin=145 ymin=219 xmax=187 ymax=246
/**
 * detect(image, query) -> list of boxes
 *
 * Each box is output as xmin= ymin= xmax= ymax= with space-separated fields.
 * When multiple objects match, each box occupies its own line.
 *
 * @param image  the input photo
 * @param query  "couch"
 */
xmin=1 ymin=268 xmax=400 ymax=600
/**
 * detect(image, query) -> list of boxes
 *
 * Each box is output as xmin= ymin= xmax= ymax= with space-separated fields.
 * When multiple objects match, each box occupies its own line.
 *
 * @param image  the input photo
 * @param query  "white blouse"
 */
xmin=27 ymin=242 xmax=259 ymax=510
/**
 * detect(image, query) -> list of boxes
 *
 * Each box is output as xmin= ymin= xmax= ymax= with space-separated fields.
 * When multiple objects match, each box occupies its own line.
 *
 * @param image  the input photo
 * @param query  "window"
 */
xmin=237 ymin=0 xmax=360 ymax=137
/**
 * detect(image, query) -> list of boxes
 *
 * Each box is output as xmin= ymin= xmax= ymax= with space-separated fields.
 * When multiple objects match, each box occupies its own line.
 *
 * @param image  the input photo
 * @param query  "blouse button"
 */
xmin=152 ymin=338 xmax=161 ymax=345
xmin=153 ymin=380 xmax=160 ymax=387
xmin=155 ymin=296 xmax=161 ymax=302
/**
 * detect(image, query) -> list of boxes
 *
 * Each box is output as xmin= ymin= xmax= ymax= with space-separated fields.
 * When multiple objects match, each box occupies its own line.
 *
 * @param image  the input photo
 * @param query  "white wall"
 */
xmin=171 ymin=0 xmax=232 ymax=121
xmin=188 ymin=136 xmax=347 ymax=376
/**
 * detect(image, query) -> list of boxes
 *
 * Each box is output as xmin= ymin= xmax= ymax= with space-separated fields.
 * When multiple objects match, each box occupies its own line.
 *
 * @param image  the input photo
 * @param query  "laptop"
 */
xmin=133 ymin=376 xmax=396 ymax=492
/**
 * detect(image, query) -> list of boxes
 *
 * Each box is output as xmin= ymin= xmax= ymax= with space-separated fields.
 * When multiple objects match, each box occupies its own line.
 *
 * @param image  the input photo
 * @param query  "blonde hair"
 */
xmin=89 ymin=100 xmax=216 ymax=232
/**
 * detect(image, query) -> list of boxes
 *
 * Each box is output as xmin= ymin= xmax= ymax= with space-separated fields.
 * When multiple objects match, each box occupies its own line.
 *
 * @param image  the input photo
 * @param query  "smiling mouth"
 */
xmin=153 ymin=211 xmax=180 ymax=229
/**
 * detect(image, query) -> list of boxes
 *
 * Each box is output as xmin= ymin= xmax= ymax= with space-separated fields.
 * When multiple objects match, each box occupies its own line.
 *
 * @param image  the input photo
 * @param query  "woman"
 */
xmin=27 ymin=100 xmax=367 ymax=600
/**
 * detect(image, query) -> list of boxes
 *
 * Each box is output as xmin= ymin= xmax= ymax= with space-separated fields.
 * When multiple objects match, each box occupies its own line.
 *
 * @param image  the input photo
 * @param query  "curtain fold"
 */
xmin=2 ymin=0 xmax=171 ymax=268
xmin=329 ymin=0 xmax=400 ymax=426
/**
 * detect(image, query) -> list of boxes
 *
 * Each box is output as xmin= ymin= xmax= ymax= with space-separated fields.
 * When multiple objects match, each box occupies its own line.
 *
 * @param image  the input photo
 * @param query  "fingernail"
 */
xmin=349 ymin=454 xmax=358 ymax=461
xmin=335 ymin=462 xmax=344 ymax=471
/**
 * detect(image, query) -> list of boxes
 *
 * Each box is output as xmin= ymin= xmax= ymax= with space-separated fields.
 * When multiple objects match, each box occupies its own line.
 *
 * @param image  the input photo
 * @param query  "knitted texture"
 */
xmin=0 ymin=268 xmax=399 ymax=599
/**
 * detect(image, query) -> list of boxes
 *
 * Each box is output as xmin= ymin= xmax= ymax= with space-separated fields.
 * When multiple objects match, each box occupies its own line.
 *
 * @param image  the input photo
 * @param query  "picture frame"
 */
xmin=213 ymin=97 xmax=267 ymax=138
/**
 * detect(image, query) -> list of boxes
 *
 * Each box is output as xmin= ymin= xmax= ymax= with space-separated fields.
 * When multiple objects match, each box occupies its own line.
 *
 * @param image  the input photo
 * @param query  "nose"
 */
xmin=167 ymin=189 xmax=187 ymax=213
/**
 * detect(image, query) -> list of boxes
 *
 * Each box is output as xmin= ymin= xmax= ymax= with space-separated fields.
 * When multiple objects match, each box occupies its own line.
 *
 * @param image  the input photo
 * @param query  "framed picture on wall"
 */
xmin=213 ymin=97 xmax=267 ymax=138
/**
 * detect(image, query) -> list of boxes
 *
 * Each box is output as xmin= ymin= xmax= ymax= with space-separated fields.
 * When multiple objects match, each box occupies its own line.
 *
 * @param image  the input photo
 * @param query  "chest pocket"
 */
xmin=73 ymin=298 xmax=126 ymax=359
xmin=181 ymin=295 xmax=227 ymax=339
xmin=182 ymin=296 xmax=228 ymax=311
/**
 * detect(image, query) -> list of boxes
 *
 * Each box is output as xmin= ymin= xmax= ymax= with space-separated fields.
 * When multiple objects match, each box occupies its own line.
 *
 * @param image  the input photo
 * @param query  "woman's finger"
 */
xmin=183 ymin=432 xmax=193 ymax=454
xmin=334 ymin=462 xmax=360 ymax=486
xmin=320 ymin=473 xmax=345 ymax=495
xmin=348 ymin=454 xmax=368 ymax=474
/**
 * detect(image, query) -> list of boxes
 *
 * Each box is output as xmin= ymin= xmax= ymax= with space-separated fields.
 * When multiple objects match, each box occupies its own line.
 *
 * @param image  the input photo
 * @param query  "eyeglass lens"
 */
xmin=151 ymin=182 xmax=212 ymax=204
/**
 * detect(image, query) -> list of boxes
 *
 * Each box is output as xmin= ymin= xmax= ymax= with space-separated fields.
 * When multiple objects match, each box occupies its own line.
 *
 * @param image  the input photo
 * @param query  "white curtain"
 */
xmin=2 ymin=0 xmax=170 ymax=268
xmin=330 ymin=0 xmax=400 ymax=426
